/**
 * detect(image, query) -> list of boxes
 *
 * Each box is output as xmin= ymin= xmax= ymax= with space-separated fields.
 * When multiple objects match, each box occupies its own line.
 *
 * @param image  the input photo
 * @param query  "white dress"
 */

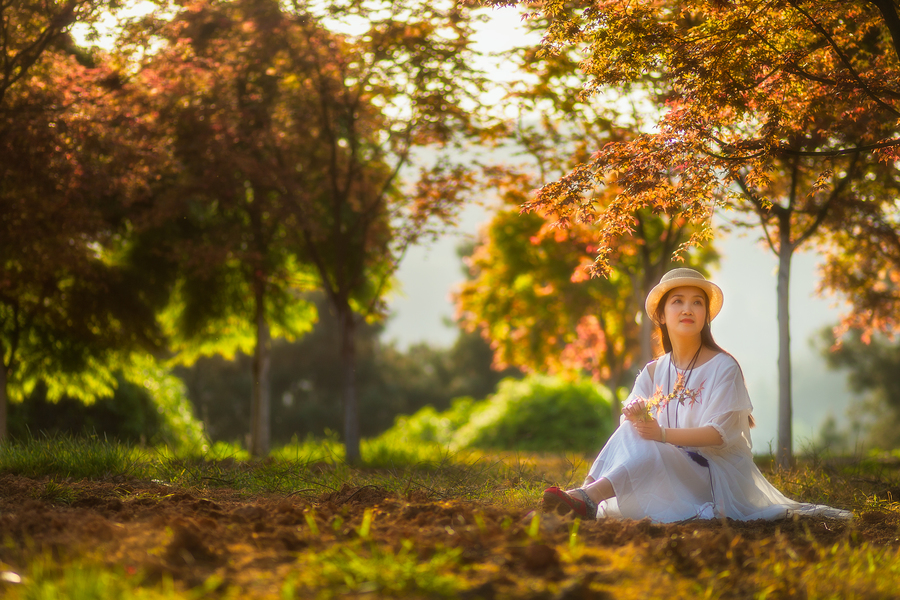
xmin=587 ymin=352 xmax=852 ymax=522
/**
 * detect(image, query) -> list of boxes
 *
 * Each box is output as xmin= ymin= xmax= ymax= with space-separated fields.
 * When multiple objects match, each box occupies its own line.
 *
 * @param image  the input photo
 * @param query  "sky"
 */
xmin=382 ymin=7 xmax=860 ymax=453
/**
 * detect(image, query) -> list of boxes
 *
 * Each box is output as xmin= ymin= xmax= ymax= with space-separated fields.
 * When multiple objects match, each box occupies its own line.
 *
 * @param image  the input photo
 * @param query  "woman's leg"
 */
xmin=572 ymin=477 xmax=614 ymax=504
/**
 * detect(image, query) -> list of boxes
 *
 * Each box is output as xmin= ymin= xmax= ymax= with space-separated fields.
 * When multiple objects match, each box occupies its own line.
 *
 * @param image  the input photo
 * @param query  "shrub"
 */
xmin=452 ymin=375 xmax=614 ymax=453
xmin=8 ymin=364 xmax=206 ymax=450
xmin=377 ymin=374 xmax=614 ymax=454
xmin=380 ymin=397 xmax=478 ymax=447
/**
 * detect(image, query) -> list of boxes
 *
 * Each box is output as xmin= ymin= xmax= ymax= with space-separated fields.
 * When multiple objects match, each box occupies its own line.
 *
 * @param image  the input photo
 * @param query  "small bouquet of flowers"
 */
xmin=638 ymin=372 xmax=704 ymax=421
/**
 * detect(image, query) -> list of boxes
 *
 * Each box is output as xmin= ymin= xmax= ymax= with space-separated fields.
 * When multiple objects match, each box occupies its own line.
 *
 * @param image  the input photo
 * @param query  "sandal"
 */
xmin=542 ymin=487 xmax=598 ymax=519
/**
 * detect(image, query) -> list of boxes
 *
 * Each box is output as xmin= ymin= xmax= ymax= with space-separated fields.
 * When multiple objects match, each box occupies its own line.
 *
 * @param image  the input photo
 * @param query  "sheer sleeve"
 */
xmin=697 ymin=356 xmax=754 ymax=451
xmin=706 ymin=410 xmax=754 ymax=451
xmin=629 ymin=363 xmax=655 ymax=402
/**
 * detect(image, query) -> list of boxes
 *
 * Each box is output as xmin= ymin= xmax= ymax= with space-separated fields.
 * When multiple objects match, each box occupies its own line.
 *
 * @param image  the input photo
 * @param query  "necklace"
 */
xmin=667 ymin=344 xmax=702 ymax=428
xmin=671 ymin=344 xmax=702 ymax=379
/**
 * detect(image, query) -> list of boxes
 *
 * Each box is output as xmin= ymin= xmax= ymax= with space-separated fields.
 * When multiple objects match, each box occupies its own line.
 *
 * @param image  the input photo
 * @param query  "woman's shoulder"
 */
xmin=636 ymin=356 xmax=666 ymax=385
xmin=704 ymin=351 xmax=743 ymax=377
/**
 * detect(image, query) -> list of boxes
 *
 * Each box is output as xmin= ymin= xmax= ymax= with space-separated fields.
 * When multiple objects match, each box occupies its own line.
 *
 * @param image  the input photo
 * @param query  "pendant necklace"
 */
xmin=667 ymin=344 xmax=702 ymax=428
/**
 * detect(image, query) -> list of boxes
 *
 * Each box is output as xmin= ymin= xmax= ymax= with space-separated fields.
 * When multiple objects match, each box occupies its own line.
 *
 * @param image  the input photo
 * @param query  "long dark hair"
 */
xmin=652 ymin=288 xmax=755 ymax=427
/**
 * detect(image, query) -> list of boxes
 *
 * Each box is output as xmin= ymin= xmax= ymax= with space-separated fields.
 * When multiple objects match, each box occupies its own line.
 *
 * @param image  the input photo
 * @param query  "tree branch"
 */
xmin=787 ymin=0 xmax=900 ymax=117
xmin=869 ymin=0 xmax=900 ymax=65
xmin=734 ymin=173 xmax=779 ymax=256
xmin=702 ymin=137 xmax=900 ymax=160
xmin=794 ymin=152 xmax=861 ymax=247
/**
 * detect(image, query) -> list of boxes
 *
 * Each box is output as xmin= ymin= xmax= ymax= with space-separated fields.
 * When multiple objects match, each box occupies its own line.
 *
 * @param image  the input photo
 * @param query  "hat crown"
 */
xmin=660 ymin=268 xmax=707 ymax=284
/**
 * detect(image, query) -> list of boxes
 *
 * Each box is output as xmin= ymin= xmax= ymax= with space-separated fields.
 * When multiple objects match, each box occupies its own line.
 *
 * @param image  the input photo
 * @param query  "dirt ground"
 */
xmin=0 ymin=473 xmax=898 ymax=598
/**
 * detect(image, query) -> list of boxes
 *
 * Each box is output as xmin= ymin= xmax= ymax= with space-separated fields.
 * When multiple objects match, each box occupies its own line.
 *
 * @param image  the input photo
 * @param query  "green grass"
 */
xmin=3 ymin=555 xmax=177 ymax=600
xmin=296 ymin=540 xmax=464 ymax=598
xmin=0 ymin=433 xmax=559 ymax=506
xmin=0 ymin=433 xmax=148 ymax=480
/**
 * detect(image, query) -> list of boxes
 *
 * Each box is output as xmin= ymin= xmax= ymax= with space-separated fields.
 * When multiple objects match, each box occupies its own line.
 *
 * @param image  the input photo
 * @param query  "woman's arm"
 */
xmin=632 ymin=418 xmax=724 ymax=447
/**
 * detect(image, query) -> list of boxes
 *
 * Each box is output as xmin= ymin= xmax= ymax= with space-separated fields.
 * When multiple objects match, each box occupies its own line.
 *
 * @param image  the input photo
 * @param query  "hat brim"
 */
xmin=645 ymin=277 xmax=723 ymax=324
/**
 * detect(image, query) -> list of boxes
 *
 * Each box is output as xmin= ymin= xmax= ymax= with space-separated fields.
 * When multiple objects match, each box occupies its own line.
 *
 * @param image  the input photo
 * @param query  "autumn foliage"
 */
xmin=494 ymin=0 xmax=900 ymax=319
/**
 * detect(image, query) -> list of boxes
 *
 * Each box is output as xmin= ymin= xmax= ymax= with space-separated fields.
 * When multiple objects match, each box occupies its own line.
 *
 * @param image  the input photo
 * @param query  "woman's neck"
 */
xmin=670 ymin=337 xmax=703 ymax=369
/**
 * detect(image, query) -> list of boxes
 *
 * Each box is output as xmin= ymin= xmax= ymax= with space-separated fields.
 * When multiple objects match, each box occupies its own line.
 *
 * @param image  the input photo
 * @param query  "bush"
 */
xmin=377 ymin=374 xmax=615 ymax=454
xmin=8 ymin=364 xmax=206 ymax=450
xmin=453 ymin=375 xmax=614 ymax=453
xmin=379 ymin=397 xmax=478 ymax=447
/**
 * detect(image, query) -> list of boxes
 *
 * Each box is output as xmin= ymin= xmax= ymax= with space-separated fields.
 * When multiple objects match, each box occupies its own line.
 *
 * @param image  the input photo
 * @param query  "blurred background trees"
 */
xmin=2 ymin=0 xmax=492 ymax=454
xmin=0 ymin=0 xmax=170 ymax=441
xmin=175 ymin=295 xmax=521 ymax=446
xmin=817 ymin=329 xmax=900 ymax=452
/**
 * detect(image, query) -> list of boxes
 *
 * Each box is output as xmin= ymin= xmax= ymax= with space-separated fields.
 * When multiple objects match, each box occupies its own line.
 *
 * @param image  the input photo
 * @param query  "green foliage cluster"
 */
xmin=8 ymin=364 xmax=205 ymax=449
xmin=9 ymin=301 xmax=511 ymax=451
xmin=297 ymin=541 xmax=463 ymax=598
xmin=379 ymin=374 xmax=614 ymax=454
xmin=818 ymin=328 xmax=900 ymax=450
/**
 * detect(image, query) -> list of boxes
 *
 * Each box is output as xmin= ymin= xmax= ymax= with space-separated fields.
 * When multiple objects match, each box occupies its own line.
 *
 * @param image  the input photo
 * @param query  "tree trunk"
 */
xmin=338 ymin=305 xmax=360 ymax=464
xmin=249 ymin=282 xmax=271 ymax=457
xmin=639 ymin=259 xmax=667 ymax=365
xmin=776 ymin=224 xmax=794 ymax=469
xmin=0 ymin=343 xmax=7 ymax=442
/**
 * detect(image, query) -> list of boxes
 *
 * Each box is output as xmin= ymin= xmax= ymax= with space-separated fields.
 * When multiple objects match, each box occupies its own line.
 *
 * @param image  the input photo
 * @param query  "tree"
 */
xmin=120 ymin=0 xmax=326 ymax=456
xmin=0 ymin=0 xmax=111 ymax=105
xmin=277 ymin=0 xmax=486 ymax=462
xmin=125 ymin=0 xmax=485 ymax=460
xmin=819 ymin=328 xmax=900 ymax=449
xmin=456 ymin=174 xmax=714 ymax=418
xmin=0 ymin=29 xmax=166 ymax=440
xmin=488 ymin=0 xmax=900 ymax=467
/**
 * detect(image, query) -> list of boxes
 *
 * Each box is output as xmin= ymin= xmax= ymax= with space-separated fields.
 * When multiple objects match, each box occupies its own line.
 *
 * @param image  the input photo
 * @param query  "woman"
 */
xmin=542 ymin=268 xmax=852 ymax=522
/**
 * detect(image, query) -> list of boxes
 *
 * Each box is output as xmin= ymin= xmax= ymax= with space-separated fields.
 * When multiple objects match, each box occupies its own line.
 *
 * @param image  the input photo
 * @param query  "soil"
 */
xmin=0 ymin=473 xmax=897 ymax=598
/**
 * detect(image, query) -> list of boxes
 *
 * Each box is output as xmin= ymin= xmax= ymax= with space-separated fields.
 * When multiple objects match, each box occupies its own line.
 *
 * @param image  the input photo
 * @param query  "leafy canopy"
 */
xmin=486 ymin=0 xmax=900 ymax=329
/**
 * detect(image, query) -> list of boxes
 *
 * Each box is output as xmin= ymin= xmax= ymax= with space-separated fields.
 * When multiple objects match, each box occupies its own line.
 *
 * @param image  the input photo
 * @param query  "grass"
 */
xmin=4 ymin=556 xmax=177 ymax=600
xmin=296 ymin=540 xmax=464 ymax=598
xmin=3 ymin=433 xmax=900 ymax=599
xmin=0 ymin=433 xmax=146 ymax=480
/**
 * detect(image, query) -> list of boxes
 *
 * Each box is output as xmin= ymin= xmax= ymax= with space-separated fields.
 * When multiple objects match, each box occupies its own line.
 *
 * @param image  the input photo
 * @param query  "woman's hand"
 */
xmin=632 ymin=416 xmax=663 ymax=442
xmin=622 ymin=399 xmax=648 ymax=423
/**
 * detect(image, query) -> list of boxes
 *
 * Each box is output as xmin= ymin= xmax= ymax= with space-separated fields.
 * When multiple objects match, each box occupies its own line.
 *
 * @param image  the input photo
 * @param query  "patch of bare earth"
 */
xmin=0 ymin=474 xmax=897 ymax=598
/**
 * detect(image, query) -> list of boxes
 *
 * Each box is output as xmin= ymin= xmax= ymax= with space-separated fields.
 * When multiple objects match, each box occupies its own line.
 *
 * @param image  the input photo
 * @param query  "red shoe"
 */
xmin=542 ymin=487 xmax=597 ymax=519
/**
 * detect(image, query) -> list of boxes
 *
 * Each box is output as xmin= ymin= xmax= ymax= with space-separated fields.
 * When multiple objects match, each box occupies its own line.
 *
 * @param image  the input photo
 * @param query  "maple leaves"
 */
xmin=640 ymin=374 xmax=705 ymax=422
xmin=456 ymin=7 xmax=718 ymax=417
xmin=122 ymin=0 xmax=486 ymax=460
xmin=0 ymin=0 xmax=485 ymax=453
xmin=510 ymin=0 xmax=900 ymax=245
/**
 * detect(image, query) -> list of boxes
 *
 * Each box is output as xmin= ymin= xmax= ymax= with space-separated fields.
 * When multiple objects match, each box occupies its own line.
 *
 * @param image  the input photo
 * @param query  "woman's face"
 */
xmin=659 ymin=286 xmax=707 ymax=339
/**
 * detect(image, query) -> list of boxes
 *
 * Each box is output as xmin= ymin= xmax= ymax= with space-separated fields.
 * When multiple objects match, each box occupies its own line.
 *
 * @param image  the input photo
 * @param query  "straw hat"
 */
xmin=645 ymin=268 xmax=724 ymax=324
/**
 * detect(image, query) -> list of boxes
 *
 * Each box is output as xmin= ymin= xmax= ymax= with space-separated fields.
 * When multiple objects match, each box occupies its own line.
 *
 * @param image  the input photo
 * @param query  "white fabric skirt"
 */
xmin=586 ymin=422 xmax=852 ymax=522
xmin=587 ymin=423 xmax=717 ymax=522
